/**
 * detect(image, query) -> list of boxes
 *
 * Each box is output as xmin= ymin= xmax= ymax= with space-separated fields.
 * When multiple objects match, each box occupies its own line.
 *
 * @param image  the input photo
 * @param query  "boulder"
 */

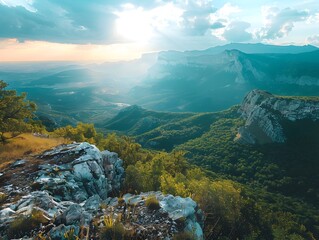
xmin=57 ymin=204 xmax=92 ymax=226
xmin=160 ymin=194 xmax=204 ymax=239
xmin=35 ymin=142 xmax=125 ymax=202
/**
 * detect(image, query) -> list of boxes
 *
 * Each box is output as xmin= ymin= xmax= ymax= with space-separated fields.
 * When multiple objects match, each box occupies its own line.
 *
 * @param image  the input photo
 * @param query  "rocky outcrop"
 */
xmin=236 ymin=89 xmax=319 ymax=144
xmin=35 ymin=142 xmax=124 ymax=202
xmin=0 ymin=142 xmax=204 ymax=239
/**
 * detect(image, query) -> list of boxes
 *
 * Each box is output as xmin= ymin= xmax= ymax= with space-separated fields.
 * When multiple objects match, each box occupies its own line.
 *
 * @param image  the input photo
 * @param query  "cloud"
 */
xmin=0 ymin=0 xmax=317 ymax=51
xmin=257 ymin=6 xmax=310 ymax=40
xmin=0 ymin=0 xmax=219 ymax=44
xmin=307 ymin=12 xmax=319 ymax=24
xmin=307 ymin=35 xmax=319 ymax=45
xmin=223 ymin=21 xmax=252 ymax=42
xmin=0 ymin=0 xmax=36 ymax=12
xmin=178 ymin=0 xmax=217 ymax=36
xmin=0 ymin=0 xmax=124 ymax=44
xmin=113 ymin=0 xmax=219 ymax=45
xmin=210 ymin=21 xmax=225 ymax=29
xmin=208 ymin=3 xmax=243 ymax=40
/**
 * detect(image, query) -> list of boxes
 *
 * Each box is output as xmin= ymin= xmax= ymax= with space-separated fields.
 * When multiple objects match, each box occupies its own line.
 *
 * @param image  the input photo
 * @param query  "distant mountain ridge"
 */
xmin=187 ymin=43 xmax=318 ymax=55
xmin=1 ymin=43 xmax=319 ymax=128
xmin=157 ymin=43 xmax=318 ymax=61
xmin=129 ymin=46 xmax=319 ymax=112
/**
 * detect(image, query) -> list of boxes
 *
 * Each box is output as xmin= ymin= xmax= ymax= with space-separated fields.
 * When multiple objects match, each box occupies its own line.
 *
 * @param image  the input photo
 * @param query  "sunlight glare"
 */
xmin=115 ymin=7 xmax=153 ymax=43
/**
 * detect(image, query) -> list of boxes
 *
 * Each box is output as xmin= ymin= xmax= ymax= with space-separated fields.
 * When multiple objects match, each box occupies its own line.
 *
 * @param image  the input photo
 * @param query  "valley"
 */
xmin=2 ymin=43 xmax=319 ymax=129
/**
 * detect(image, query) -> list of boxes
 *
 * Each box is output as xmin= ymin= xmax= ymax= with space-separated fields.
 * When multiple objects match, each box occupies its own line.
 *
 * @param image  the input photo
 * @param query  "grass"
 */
xmin=99 ymin=215 xmax=133 ymax=240
xmin=275 ymin=95 xmax=319 ymax=102
xmin=0 ymin=133 xmax=68 ymax=170
xmin=64 ymin=228 xmax=79 ymax=240
xmin=145 ymin=195 xmax=160 ymax=210
xmin=0 ymin=192 xmax=7 ymax=205
xmin=7 ymin=209 xmax=49 ymax=239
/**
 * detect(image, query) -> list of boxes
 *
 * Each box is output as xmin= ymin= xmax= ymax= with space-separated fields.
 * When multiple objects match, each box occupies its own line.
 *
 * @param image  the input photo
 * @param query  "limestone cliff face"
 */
xmin=236 ymin=89 xmax=319 ymax=144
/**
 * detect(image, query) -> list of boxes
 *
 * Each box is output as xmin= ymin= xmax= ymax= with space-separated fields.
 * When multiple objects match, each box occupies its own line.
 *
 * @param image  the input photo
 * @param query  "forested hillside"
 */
xmin=105 ymin=94 xmax=319 ymax=239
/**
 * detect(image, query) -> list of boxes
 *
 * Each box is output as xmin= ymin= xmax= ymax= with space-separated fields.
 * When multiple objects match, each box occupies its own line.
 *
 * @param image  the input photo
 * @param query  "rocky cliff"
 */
xmin=0 ymin=142 xmax=203 ymax=239
xmin=236 ymin=89 xmax=319 ymax=144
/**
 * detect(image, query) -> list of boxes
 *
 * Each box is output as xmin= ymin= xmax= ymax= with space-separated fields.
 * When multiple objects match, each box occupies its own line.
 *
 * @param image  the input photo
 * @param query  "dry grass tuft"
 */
xmin=0 ymin=133 xmax=68 ymax=170
xmin=145 ymin=195 xmax=160 ymax=210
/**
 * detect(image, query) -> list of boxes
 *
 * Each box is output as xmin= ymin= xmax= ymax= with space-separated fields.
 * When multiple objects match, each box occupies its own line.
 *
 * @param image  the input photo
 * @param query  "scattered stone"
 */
xmin=11 ymin=159 xmax=27 ymax=168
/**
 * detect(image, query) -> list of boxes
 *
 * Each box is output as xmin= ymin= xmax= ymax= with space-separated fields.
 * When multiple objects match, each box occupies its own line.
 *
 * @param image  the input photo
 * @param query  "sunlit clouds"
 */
xmin=0 ymin=39 xmax=151 ymax=62
xmin=114 ymin=3 xmax=183 ymax=43
xmin=0 ymin=0 xmax=318 ymax=61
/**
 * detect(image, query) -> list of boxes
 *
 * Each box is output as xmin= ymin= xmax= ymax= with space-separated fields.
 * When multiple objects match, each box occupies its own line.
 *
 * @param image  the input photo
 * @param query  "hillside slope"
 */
xmin=104 ymin=105 xmax=195 ymax=136
xmin=105 ymin=90 xmax=319 ymax=237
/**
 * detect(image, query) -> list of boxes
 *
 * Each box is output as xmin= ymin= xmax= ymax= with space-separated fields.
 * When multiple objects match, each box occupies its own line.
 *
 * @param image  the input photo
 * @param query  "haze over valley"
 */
xmin=2 ymin=43 xmax=319 ymax=128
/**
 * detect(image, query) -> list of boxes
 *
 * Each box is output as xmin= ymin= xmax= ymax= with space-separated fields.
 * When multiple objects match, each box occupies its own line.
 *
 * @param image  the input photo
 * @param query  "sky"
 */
xmin=0 ymin=0 xmax=318 ymax=62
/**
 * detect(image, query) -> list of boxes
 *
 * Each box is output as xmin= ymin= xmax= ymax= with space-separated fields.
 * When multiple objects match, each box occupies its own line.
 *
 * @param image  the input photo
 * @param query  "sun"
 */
xmin=115 ymin=7 xmax=153 ymax=43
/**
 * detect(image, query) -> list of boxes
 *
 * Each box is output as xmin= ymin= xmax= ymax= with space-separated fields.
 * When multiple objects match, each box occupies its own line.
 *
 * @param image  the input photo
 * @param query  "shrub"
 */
xmin=0 ymin=192 xmax=7 ymax=205
xmin=173 ymin=231 xmax=196 ymax=240
xmin=118 ymin=197 xmax=125 ymax=206
xmin=100 ymin=222 xmax=126 ymax=240
xmin=99 ymin=215 xmax=133 ymax=240
xmin=7 ymin=209 xmax=49 ymax=238
xmin=145 ymin=195 xmax=160 ymax=210
xmin=175 ymin=217 xmax=187 ymax=231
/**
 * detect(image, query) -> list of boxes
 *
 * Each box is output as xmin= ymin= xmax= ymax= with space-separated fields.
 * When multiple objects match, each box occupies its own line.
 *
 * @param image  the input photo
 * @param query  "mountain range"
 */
xmin=1 ymin=43 xmax=319 ymax=128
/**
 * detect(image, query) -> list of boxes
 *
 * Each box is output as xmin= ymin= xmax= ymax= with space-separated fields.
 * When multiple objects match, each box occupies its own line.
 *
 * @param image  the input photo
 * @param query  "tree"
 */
xmin=0 ymin=80 xmax=37 ymax=142
xmin=53 ymin=123 xmax=97 ymax=143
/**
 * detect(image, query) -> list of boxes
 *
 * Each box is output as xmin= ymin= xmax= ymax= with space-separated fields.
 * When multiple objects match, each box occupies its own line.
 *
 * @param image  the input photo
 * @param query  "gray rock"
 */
xmin=11 ymin=159 xmax=27 ymax=168
xmin=11 ymin=191 xmax=66 ymax=218
xmin=237 ymin=89 xmax=319 ymax=144
xmin=60 ymin=204 xmax=92 ymax=226
xmin=160 ymin=195 xmax=197 ymax=220
xmin=83 ymin=194 xmax=101 ymax=212
xmin=0 ymin=208 xmax=15 ymax=223
xmin=49 ymin=224 xmax=80 ymax=240
xmin=35 ymin=142 xmax=125 ymax=202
